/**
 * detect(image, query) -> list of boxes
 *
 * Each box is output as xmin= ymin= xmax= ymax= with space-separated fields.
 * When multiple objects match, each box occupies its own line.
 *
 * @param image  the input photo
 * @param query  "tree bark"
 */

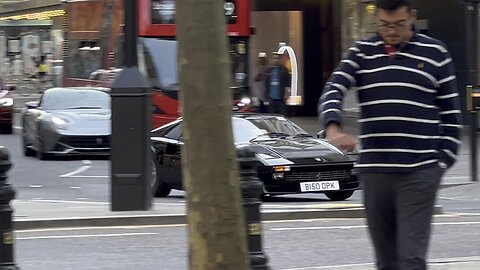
xmin=176 ymin=1 xmax=250 ymax=270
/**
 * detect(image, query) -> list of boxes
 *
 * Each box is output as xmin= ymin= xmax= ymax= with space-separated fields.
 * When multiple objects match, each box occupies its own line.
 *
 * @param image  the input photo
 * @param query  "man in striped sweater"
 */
xmin=318 ymin=0 xmax=462 ymax=269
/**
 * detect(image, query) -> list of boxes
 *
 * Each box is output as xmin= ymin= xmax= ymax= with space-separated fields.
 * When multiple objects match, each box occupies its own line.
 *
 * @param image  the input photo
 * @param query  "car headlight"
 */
xmin=0 ymin=98 xmax=13 ymax=107
xmin=52 ymin=116 xmax=68 ymax=129
xmin=240 ymin=97 xmax=251 ymax=105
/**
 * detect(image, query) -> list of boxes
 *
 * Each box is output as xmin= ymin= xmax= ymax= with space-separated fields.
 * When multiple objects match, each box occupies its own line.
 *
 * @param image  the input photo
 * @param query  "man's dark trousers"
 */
xmin=268 ymin=99 xmax=287 ymax=116
xmin=360 ymin=165 xmax=443 ymax=270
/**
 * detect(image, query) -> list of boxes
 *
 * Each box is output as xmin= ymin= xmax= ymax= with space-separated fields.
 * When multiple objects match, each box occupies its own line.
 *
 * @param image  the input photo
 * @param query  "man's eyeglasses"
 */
xmin=377 ymin=20 xmax=408 ymax=32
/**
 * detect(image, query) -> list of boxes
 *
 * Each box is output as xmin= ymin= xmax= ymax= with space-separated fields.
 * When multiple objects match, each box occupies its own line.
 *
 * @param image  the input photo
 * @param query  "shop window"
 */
xmin=341 ymin=0 xmax=377 ymax=52
xmin=66 ymin=40 xmax=101 ymax=79
xmin=229 ymin=38 xmax=248 ymax=90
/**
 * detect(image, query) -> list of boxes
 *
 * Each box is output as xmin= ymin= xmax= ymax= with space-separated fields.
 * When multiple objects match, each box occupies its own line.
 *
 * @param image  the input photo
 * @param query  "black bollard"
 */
xmin=0 ymin=146 xmax=19 ymax=270
xmin=237 ymin=146 xmax=270 ymax=270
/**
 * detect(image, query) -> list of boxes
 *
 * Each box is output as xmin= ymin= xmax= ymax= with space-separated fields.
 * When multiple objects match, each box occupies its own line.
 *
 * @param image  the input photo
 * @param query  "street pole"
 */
xmin=466 ymin=1 xmax=479 ymax=182
xmin=237 ymin=146 xmax=270 ymax=269
xmin=467 ymin=86 xmax=479 ymax=182
xmin=110 ymin=0 xmax=152 ymax=211
xmin=0 ymin=147 xmax=19 ymax=270
xmin=471 ymin=109 xmax=478 ymax=182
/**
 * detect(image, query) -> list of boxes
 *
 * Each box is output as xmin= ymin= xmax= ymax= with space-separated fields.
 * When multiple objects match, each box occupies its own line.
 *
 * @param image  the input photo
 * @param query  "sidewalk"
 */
xmin=12 ymin=199 xmax=380 ymax=230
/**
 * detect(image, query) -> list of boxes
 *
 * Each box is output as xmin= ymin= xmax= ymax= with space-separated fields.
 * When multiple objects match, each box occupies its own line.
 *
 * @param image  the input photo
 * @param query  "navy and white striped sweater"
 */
xmin=318 ymin=33 xmax=462 ymax=173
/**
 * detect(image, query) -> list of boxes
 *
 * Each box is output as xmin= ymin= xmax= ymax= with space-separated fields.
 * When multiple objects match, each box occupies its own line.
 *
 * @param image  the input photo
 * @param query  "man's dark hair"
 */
xmin=376 ymin=0 xmax=415 ymax=11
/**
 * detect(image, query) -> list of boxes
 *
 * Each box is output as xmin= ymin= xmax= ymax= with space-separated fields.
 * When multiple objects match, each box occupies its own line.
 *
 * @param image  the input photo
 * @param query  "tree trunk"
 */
xmin=176 ymin=1 xmax=250 ymax=270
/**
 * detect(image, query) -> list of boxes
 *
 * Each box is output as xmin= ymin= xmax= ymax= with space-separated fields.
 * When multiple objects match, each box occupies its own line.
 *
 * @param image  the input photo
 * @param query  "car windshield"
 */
xmin=139 ymin=38 xmax=179 ymax=91
xmin=233 ymin=116 xmax=310 ymax=143
xmin=41 ymin=89 xmax=110 ymax=110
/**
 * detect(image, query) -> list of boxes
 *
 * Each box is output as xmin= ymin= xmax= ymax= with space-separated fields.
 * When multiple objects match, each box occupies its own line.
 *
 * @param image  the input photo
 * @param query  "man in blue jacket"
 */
xmin=265 ymin=53 xmax=290 ymax=115
xmin=318 ymin=0 xmax=462 ymax=269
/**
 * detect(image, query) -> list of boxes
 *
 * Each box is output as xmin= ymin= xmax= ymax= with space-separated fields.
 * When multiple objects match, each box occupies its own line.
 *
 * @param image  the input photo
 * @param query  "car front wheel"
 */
xmin=1 ymin=123 xmax=12 ymax=134
xmin=23 ymin=132 xmax=35 ymax=157
xmin=325 ymin=190 xmax=355 ymax=201
xmin=36 ymin=137 xmax=52 ymax=160
xmin=151 ymin=155 xmax=172 ymax=197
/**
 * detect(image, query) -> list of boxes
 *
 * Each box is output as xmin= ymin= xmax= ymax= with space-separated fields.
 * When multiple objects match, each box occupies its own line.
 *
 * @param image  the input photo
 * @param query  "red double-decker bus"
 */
xmin=63 ymin=0 xmax=252 ymax=128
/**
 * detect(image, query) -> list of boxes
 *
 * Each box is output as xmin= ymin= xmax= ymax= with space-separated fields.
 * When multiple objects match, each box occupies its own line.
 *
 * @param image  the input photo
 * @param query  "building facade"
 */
xmin=0 ymin=0 xmax=64 ymax=80
xmin=0 ymin=0 xmax=474 ymax=120
xmin=251 ymin=0 xmax=472 ymax=119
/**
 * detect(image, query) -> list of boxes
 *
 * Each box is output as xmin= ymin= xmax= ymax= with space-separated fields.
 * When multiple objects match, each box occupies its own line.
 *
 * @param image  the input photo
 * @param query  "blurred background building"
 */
xmin=0 ymin=0 xmax=474 ymax=119
xmin=0 ymin=0 xmax=64 ymax=85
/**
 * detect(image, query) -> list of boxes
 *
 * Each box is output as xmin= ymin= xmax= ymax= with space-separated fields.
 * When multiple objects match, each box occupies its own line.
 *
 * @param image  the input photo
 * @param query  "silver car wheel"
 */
xmin=151 ymin=159 xmax=158 ymax=189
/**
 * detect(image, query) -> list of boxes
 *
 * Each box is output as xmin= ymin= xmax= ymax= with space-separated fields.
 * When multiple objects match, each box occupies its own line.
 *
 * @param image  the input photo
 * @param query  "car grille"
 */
xmin=284 ymin=170 xmax=350 ymax=182
xmin=59 ymin=136 xmax=110 ymax=149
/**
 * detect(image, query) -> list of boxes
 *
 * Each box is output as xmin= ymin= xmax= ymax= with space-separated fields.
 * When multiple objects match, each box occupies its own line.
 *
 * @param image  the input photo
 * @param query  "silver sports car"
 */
xmin=21 ymin=87 xmax=111 ymax=159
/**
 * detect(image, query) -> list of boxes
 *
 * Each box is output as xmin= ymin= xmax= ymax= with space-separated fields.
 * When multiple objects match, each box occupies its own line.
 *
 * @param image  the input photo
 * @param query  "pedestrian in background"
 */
xmin=35 ymin=55 xmax=48 ymax=79
xmin=265 ymin=52 xmax=290 ymax=116
xmin=254 ymin=52 xmax=269 ymax=113
xmin=318 ymin=0 xmax=462 ymax=269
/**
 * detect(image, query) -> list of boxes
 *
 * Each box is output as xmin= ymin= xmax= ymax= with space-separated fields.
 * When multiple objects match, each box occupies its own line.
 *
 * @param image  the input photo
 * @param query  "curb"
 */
xmin=440 ymin=182 xmax=475 ymax=189
xmin=14 ymin=206 xmax=443 ymax=230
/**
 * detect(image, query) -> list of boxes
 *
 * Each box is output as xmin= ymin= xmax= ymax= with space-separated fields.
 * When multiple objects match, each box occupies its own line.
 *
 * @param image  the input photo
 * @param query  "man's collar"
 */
xmin=374 ymin=24 xmax=419 ymax=48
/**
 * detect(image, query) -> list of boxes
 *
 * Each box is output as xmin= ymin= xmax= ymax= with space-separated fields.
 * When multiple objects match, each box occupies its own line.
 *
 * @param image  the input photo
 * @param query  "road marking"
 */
xmin=271 ymin=221 xmax=480 ymax=231
xmin=281 ymin=262 xmax=374 ymax=270
xmin=62 ymin=175 xmax=109 ymax=178
xmin=439 ymin=196 xmax=480 ymax=202
xmin=60 ymin=165 xmax=91 ymax=178
xmin=17 ymin=232 xmax=158 ymax=240
xmin=59 ymin=160 xmax=108 ymax=178
xmin=444 ymin=176 xmax=470 ymax=180
xmin=69 ymin=187 xmax=81 ymax=189
xmin=429 ymin=256 xmax=480 ymax=263
xmin=82 ymin=160 xmax=92 ymax=165
xmin=25 ymin=199 xmax=186 ymax=207
xmin=272 ymin=225 xmax=367 ymax=231
xmin=28 ymin=185 xmax=43 ymax=188
xmin=29 ymin=199 xmax=108 ymax=205
xmin=263 ymin=203 xmax=363 ymax=209
xmin=17 ymin=224 xmax=187 ymax=233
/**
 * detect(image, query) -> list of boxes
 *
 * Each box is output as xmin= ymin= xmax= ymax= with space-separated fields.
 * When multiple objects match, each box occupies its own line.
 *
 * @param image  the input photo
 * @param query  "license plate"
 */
xmin=300 ymin=181 xmax=340 ymax=192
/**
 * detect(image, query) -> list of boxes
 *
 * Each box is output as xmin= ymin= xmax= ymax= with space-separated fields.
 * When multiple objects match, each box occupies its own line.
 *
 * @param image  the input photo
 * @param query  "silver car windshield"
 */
xmin=139 ymin=38 xmax=179 ymax=91
xmin=233 ymin=117 xmax=309 ymax=143
xmin=41 ymin=89 xmax=110 ymax=110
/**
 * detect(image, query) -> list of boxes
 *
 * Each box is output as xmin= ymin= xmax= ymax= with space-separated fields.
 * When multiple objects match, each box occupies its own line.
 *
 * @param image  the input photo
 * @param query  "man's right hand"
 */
xmin=325 ymin=123 xmax=357 ymax=152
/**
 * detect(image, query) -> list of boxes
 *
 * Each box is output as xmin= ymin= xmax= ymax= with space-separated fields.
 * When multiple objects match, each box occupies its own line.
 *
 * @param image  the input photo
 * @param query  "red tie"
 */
xmin=385 ymin=44 xmax=396 ymax=57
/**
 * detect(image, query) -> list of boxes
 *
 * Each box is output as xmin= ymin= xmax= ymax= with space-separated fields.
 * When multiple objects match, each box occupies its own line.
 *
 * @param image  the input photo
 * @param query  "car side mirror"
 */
xmin=25 ymin=101 xmax=39 ymax=109
xmin=317 ymin=130 xmax=326 ymax=139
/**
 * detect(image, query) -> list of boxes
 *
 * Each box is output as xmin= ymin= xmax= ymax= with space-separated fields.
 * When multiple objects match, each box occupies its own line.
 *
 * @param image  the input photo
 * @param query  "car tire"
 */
xmin=1 ymin=123 xmax=12 ymax=134
xmin=155 ymin=178 xmax=172 ymax=197
xmin=151 ymin=157 xmax=160 ymax=195
xmin=5 ymin=124 xmax=12 ymax=134
xmin=152 ymin=154 xmax=172 ymax=197
xmin=23 ymin=134 xmax=35 ymax=157
xmin=152 ymin=153 xmax=172 ymax=198
xmin=36 ymin=137 xmax=51 ymax=160
xmin=325 ymin=190 xmax=355 ymax=201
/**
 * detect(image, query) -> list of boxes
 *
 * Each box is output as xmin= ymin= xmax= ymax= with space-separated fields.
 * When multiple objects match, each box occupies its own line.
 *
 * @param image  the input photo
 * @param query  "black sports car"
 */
xmin=150 ymin=114 xmax=360 ymax=201
xmin=21 ymin=87 xmax=111 ymax=159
